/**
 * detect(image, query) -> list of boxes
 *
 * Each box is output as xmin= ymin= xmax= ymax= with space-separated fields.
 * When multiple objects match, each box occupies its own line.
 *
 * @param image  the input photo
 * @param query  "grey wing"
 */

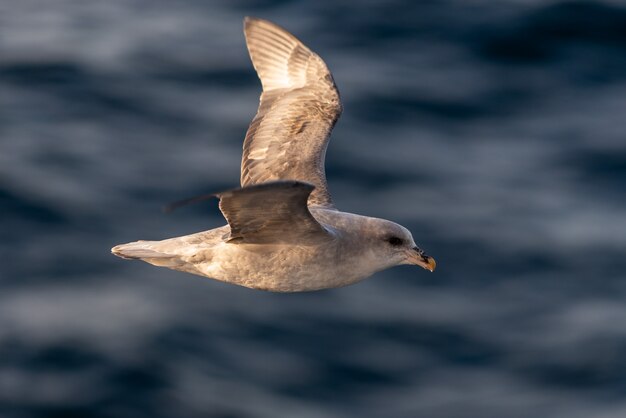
xmin=218 ymin=181 xmax=331 ymax=244
xmin=241 ymin=17 xmax=342 ymax=209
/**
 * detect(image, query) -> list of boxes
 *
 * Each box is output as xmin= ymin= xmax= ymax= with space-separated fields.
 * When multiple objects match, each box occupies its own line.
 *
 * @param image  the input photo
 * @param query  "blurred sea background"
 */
xmin=1 ymin=0 xmax=626 ymax=417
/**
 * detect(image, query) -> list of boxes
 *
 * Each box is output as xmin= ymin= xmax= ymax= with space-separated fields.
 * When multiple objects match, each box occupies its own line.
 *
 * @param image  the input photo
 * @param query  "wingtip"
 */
xmin=243 ymin=16 xmax=266 ymax=30
xmin=216 ymin=180 xmax=316 ymax=199
xmin=163 ymin=193 xmax=219 ymax=213
xmin=243 ymin=16 xmax=261 ymax=38
xmin=243 ymin=16 xmax=288 ymax=35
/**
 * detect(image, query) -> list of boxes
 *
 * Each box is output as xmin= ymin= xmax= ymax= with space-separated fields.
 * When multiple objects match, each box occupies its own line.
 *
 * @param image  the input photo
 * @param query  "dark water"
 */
xmin=2 ymin=1 xmax=626 ymax=417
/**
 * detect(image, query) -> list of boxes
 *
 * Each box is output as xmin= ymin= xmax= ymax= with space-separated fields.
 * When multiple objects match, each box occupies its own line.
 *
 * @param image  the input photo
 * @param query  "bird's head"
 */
xmin=363 ymin=218 xmax=436 ymax=273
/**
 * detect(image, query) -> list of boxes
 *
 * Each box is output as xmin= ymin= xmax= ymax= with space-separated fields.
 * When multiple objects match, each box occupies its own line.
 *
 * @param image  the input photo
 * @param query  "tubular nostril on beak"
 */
xmin=409 ymin=246 xmax=436 ymax=272
xmin=421 ymin=255 xmax=436 ymax=272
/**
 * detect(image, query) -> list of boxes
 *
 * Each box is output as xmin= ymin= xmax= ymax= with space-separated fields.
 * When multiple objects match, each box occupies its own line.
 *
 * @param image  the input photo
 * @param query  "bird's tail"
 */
xmin=112 ymin=240 xmax=165 ymax=260
xmin=111 ymin=240 xmax=183 ymax=268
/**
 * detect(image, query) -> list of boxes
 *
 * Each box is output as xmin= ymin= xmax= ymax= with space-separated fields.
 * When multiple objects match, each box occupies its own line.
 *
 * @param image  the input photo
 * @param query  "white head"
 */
xmin=354 ymin=217 xmax=436 ymax=275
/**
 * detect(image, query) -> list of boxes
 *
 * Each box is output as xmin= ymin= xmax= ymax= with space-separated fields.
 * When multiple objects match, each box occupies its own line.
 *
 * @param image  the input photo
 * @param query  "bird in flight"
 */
xmin=111 ymin=17 xmax=436 ymax=292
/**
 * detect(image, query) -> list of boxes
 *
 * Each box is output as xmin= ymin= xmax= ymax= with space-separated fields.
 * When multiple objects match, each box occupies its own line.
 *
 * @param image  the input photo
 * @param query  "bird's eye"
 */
xmin=386 ymin=236 xmax=404 ymax=246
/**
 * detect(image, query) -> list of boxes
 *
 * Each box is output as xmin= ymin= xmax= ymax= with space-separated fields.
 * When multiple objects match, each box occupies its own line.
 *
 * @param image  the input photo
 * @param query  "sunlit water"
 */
xmin=1 ymin=1 xmax=626 ymax=417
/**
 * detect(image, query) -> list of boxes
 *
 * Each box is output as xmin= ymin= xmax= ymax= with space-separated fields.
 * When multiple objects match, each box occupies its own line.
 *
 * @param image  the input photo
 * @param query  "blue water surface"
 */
xmin=1 ymin=1 xmax=626 ymax=417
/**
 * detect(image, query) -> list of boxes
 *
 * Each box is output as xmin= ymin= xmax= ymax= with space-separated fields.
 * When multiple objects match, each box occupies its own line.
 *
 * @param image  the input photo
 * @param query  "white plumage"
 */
xmin=111 ymin=17 xmax=435 ymax=292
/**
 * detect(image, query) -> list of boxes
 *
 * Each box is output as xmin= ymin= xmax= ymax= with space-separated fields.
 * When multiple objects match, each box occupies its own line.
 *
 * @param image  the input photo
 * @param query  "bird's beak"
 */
xmin=405 ymin=247 xmax=436 ymax=272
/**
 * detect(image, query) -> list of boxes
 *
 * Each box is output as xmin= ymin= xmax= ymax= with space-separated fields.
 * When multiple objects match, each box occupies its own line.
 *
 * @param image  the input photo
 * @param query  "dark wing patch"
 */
xmin=217 ymin=181 xmax=331 ymax=244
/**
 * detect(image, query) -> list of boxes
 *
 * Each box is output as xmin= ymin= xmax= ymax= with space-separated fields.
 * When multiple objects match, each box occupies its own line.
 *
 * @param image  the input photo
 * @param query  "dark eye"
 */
xmin=386 ymin=236 xmax=404 ymax=247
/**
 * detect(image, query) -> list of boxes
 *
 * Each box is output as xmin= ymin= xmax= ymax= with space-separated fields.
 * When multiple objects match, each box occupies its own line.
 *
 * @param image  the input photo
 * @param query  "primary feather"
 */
xmin=241 ymin=17 xmax=342 ymax=208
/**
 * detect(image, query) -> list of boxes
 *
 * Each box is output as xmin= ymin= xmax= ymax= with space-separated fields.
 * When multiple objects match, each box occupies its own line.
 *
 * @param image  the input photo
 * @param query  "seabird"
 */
xmin=111 ymin=17 xmax=436 ymax=292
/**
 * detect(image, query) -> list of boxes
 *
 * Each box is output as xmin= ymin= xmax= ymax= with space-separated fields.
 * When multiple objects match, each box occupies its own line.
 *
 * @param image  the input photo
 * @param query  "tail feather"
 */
xmin=111 ymin=241 xmax=171 ymax=260
xmin=111 ymin=240 xmax=190 ymax=270
xmin=111 ymin=237 xmax=210 ymax=275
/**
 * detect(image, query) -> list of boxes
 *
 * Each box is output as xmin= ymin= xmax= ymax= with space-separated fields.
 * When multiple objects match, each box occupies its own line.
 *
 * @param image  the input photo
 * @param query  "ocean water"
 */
xmin=1 ymin=1 xmax=626 ymax=417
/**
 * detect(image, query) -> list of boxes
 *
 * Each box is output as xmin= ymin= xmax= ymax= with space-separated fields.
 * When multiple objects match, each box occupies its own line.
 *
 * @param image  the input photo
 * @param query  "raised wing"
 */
xmin=218 ymin=181 xmax=331 ymax=244
xmin=241 ymin=17 xmax=342 ymax=208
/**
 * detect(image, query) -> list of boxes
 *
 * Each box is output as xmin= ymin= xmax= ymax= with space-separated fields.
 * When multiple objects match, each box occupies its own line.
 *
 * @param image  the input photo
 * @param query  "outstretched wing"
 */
xmin=217 ymin=181 xmax=331 ymax=244
xmin=241 ymin=17 xmax=342 ymax=208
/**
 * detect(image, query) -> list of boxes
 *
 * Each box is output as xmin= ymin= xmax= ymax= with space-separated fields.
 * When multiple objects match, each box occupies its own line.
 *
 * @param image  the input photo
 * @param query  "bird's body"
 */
xmin=114 ymin=207 xmax=426 ymax=292
xmin=112 ymin=17 xmax=436 ymax=292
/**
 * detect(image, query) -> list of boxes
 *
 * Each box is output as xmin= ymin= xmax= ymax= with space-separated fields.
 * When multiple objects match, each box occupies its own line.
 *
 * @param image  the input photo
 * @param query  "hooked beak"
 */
xmin=405 ymin=247 xmax=436 ymax=272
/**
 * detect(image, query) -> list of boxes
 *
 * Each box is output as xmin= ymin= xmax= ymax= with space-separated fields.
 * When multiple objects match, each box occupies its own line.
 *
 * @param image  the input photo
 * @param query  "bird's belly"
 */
xmin=194 ymin=243 xmax=364 ymax=292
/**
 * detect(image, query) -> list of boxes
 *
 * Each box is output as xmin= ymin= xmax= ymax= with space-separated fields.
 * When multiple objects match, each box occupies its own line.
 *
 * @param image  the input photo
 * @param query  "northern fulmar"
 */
xmin=111 ymin=17 xmax=436 ymax=292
